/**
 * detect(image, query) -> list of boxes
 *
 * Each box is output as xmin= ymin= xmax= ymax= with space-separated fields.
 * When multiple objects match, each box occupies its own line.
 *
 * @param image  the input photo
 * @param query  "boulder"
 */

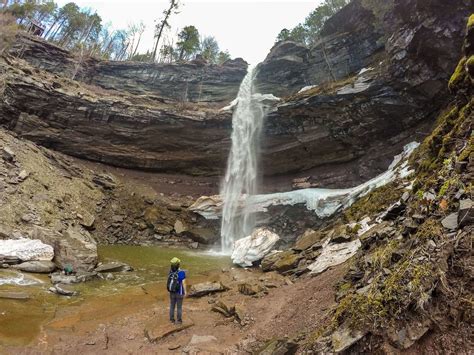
xmin=184 ymin=228 xmax=218 ymax=245
xmin=94 ymin=262 xmax=132 ymax=273
xmin=188 ymin=282 xmax=227 ymax=297
xmin=261 ymin=250 xmax=301 ymax=273
xmin=32 ymin=227 xmax=98 ymax=272
xmin=293 ymin=229 xmax=325 ymax=251
xmin=0 ymin=238 xmax=54 ymax=262
xmin=12 ymin=260 xmax=56 ymax=273
xmin=231 ymin=228 xmax=280 ymax=267
xmin=308 ymin=239 xmax=362 ymax=275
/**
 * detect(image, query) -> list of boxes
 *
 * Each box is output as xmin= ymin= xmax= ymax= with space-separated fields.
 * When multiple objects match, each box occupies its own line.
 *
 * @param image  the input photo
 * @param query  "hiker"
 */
xmin=167 ymin=257 xmax=186 ymax=324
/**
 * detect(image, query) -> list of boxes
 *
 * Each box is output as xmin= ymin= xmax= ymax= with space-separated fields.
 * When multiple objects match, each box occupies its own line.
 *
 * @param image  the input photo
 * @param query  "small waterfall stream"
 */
xmin=220 ymin=67 xmax=266 ymax=252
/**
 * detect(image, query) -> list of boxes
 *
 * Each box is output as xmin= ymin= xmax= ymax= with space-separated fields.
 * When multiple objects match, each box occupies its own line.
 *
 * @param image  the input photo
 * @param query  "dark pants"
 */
xmin=169 ymin=293 xmax=184 ymax=322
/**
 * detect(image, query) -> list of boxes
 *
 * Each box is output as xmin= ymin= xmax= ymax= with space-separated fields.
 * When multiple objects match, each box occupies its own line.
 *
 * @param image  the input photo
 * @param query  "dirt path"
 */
xmin=2 ymin=265 xmax=346 ymax=354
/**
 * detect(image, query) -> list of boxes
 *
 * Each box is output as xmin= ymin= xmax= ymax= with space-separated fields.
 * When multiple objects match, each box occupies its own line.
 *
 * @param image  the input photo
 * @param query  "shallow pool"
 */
xmin=0 ymin=245 xmax=231 ymax=346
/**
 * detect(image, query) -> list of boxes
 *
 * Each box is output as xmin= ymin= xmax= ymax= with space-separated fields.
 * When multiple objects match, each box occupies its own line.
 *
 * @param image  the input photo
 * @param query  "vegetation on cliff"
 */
xmin=1 ymin=0 xmax=231 ymax=64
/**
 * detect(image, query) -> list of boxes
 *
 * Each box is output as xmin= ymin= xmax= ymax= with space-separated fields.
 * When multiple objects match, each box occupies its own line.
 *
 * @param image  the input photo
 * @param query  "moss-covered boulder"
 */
xmin=261 ymin=250 xmax=301 ymax=273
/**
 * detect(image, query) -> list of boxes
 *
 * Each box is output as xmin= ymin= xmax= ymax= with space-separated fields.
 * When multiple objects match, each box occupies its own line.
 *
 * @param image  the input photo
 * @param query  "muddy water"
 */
xmin=0 ymin=246 xmax=231 ymax=347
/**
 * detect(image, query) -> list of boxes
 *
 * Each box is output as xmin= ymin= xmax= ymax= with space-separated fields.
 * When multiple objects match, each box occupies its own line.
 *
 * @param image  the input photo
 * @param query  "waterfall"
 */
xmin=220 ymin=67 xmax=266 ymax=252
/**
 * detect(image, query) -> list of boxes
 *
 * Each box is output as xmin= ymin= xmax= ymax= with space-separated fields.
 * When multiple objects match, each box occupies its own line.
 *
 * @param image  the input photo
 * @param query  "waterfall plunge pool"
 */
xmin=0 ymin=245 xmax=231 ymax=347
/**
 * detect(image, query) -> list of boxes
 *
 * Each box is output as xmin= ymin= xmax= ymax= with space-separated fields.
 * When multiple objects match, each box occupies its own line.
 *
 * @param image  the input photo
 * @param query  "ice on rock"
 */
xmin=190 ymin=142 xmax=420 ymax=221
xmin=0 ymin=238 xmax=54 ymax=262
xmin=231 ymin=228 xmax=280 ymax=267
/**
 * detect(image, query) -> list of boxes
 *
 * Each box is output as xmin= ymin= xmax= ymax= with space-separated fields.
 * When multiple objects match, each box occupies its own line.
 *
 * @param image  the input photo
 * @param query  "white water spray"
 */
xmin=220 ymin=67 xmax=267 ymax=252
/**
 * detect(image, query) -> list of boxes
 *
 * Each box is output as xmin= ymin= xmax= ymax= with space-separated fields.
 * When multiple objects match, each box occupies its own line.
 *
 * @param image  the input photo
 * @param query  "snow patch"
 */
xmin=298 ymin=85 xmax=318 ymax=93
xmin=0 ymin=238 xmax=54 ymax=261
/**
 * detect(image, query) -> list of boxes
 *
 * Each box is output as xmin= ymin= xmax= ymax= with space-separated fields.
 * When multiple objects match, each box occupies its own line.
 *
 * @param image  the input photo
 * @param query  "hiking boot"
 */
xmin=176 ymin=320 xmax=182 ymax=325
xmin=170 ymin=319 xmax=175 ymax=323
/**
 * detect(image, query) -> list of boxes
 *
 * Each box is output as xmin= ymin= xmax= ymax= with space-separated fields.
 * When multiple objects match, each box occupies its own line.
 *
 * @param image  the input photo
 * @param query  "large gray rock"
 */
xmin=31 ymin=227 xmax=98 ymax=272
xmin=12 ymin=260 xmax=56 ymax=273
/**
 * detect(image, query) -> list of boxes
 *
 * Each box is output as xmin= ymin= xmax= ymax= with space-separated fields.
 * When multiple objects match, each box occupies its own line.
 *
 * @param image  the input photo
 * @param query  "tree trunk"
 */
xmin=44 ymin=17 xmax=59 ymax=38
xmin=151 ymin=0 xmax=177 ymax=62
xmin=132 ymin=31 xmax=142 ymax=57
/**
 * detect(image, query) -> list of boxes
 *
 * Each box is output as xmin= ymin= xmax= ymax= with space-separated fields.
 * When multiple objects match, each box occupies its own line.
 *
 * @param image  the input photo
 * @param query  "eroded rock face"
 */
xmin=0 ymin=56 xmax=232 ymax=176
xmin=255 ymin=0 xmax=471 ymax=185
xmin=1 ymin=0 xmax=470 ymax=187
xmin=9 ymin=35 xmax=248 ymax=103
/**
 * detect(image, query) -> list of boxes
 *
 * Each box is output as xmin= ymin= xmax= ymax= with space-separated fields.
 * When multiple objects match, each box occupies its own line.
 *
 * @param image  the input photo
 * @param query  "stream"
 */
xmin=0 ymin=245 xmax=231 ymax=347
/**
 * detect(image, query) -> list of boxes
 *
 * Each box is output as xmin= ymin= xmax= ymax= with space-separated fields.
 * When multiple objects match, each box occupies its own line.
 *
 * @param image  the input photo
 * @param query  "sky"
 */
xmin=55 ymin=0 xmax=320 ymax=64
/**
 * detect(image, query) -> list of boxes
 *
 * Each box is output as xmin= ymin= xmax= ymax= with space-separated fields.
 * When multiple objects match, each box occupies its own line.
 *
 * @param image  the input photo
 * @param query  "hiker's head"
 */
xmin=170 ymin=257 xmax=181 ymax=271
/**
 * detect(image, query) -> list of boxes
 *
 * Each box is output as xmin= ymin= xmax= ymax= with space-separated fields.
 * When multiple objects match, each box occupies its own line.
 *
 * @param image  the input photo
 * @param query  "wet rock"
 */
xmin=0 ymin=291 xmax=29 ymax=300
xmin=331 ymin=326 xmax=367 ymax=352
xmin=293 ymin=229 xmax=324 ymax=251
xmin=0 ymin=238 xmax=54 ymax=262
xmin=95 ymin=262 xmax=132 ymax=273
xmin=231 ymin=228 xmax=280 ymax=267
xmin=49 ymin=283 xmax=78 ymax=296
xmin=50 ymin=271 xmax=98 ymax=284
xmin=308 ymin=239 xmax=362 ymax=275
xmin=184 ymin=228 xmax=217 ymax=245
xmin=458 ymin=199 xmax=473 ymax=227
xmin=12 ymin=260 xmax=56 ymax=273
xmin=188 ymin=282 xmax=228 ymax=297
xmin=441 ymin=213 xmax=459 ymax=230
xmin=258 ymin=338 xmax=298 ymax=355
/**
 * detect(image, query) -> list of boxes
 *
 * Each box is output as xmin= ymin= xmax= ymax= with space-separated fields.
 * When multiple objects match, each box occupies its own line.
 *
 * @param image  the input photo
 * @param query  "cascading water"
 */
xmin=220 ymin=67 xmax=266 ymax=252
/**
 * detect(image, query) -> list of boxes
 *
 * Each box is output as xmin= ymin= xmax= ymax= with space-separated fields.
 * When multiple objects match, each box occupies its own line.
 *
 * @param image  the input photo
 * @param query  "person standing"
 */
xmin=167 ymin=257 xmax=186 ymax=324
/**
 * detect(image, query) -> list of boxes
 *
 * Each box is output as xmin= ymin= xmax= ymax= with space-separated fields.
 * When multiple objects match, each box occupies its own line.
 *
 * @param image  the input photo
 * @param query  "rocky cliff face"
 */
xmin=1 ymin=0 xmax=471 ymax=188
xmin=256 ymin=0 xmax=471 ymax=186
xmin=10 ymin=35 xmax=247 ymax=103
xmin=0 ymin=55 xmax=233 ymax=175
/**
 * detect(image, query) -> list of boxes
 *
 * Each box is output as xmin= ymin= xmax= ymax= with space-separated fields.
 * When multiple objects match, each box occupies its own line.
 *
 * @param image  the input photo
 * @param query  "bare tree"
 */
xmin=151 ymin=0 xmax=179 ymax=62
